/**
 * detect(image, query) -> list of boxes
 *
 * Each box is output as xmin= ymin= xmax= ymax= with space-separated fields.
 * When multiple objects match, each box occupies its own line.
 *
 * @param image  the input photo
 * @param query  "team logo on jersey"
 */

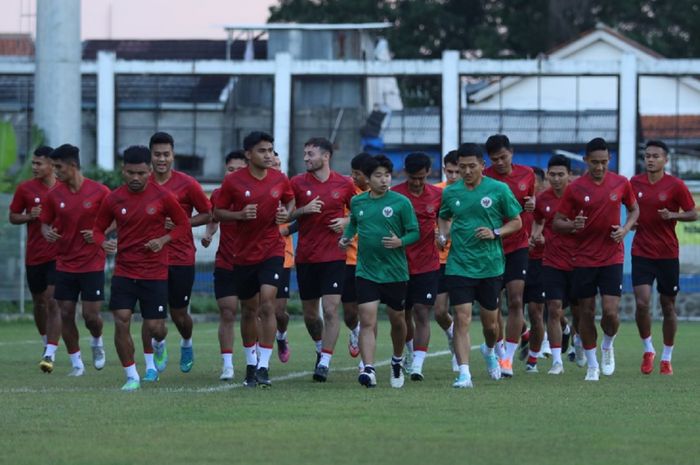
xmin=121 ymin=208 xmax=127 ymax=215
xmin=331 ymin=191 xmax=340 ymax=199
xmin=610 ymin=193 xmax=618 ymax=201
xmin=34 ymin=197 xmax=40 ymax=204
xmin=306 ymin=190 xmax=312 ymax=196
xmin=659 ymin=193 xmax=668 ymax=201
xmin=584 ymin=195 xmax=590 ymax=203
xmin=244 ymin=190 xmax=251 ymax=197
xmin=382 ymin=206 xmax=394 ymax=218
xmin=83 ymin=201 xmax=92 ymax=208
xmin=146 ymin=205 xmax=157 ymax=215
xmin=59 ymin=202 xmax=65 ymax=208
xmin=480 ymin=197 xmax=493 ymax=208
xmin=271 ymin=189 xmax=280 ymax=199
xmin=519 ymin=183 xmax=527 ymax=191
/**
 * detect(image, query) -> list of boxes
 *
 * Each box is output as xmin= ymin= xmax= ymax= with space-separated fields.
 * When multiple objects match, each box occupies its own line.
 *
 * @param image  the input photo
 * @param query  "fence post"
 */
xmin=441 ymin=50 xmax=460 ymax=174
xmin=274 ymin=52 xmax=292 ymax=174
xmin=19 ymin=226 xmax=26 ymax=314
xmin=619 ymin=53 xmax=637 ymax=178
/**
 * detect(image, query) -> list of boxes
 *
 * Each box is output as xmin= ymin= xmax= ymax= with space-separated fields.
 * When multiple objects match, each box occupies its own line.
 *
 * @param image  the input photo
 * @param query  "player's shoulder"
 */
xmin=513 ymin=163 xmax=535 ymax=176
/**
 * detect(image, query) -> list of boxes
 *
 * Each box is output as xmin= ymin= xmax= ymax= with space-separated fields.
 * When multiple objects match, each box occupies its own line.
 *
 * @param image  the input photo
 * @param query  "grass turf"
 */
xmin=0 ymin=319 xmax=698 ymax=465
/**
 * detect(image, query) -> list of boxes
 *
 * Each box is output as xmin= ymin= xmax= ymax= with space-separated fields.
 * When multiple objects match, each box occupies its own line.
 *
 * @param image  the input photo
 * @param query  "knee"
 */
xmin=219 ymin=308 xmax=235 ymax=324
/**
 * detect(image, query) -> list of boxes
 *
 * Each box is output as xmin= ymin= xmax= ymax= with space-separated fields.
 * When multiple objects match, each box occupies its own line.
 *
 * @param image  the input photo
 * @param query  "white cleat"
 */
xmin=601 ymin=348 xmax=615 ymax=376
xmin=220 ymin=366 xmax=234 ymax=381
xmin=585 ymin=366 xmax=600 ymax=381
xmin=390 ymin=363 xmax=405 ymax=388
xmin=92 ymin=346 xmax=106 ymax=370
xmin=548 ymin=361 xmax=564 ymax=375
xmin=68 ymin=366 xmax=85 ymax=377
xmin=452 ymin=373 xmax=473 ymax=388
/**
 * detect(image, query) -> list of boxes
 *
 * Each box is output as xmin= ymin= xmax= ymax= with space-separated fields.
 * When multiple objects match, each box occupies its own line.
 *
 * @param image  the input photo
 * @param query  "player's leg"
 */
xmin=356 ymin=277 xmax=381 ymax=387
xmin=599 ymin=264 xmax=622 ymax=376
xmin=167 ymin=265 xmax=195 ymax=373
xmin=632 ymin=256 xmax=656 ymax=374
xmin=214 ymin=267 xmax=237 ymax=380
xmin=341 ymin=265 xmax=360 ymax=358
xmin=381 ymin=281 xmax=408 ymax=389
xmin=253 ymin=257 xmax=284 ymax=388
xmin=657 ymin=258 xmax=680 ymax=375
xmin=434 ymin=264 xmax=454 ymax=351
xmin=139 ymin=278 xmax=169 ymax=383
xmin=109 ymin=276 xmax=141 ymax=390
xmin=572 ymin=267 xmax=600 ymax=381
xmin=275 ymin=267 xmax=291 ymax=364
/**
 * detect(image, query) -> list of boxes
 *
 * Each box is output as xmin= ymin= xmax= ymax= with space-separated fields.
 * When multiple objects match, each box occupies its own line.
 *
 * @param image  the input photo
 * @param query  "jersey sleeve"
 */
xmin=621 ymin=178 xmax=637 ymax=210
xmin=342 ymin=196 xmax=359 ymax=240
xmin=438 ymin=189 xmax=453 ymax=220
xmin=557 ymin=185 xmax=577 ymax=220
xmin=189 ymin=179 xmax=212 ymax=214
xmin=398 ymin=198 xmax=420 ymax=247
xmin=533 ymin=193 xmax=546 ymax=222
xmin=676 ymin=180 xmax=696 ymax=212
xmin=164 ymin=192 xmax=191 ymax=242
xmin=92 ymin=195 xmax=115 ymax=246
xmin=281 ymin=176 xmax=294 ymax=205
xmin=213 ymin=177 xmax=234 ymax=210
xmin=500 ymin=185 xmax=523 ymax=220
xmin=9 ymin=184 xmax=27 ymax=214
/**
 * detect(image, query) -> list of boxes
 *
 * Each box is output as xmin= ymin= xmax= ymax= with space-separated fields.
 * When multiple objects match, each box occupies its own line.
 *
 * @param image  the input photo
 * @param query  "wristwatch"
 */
xmin=492 ymin=228 xmax=501 ymax=239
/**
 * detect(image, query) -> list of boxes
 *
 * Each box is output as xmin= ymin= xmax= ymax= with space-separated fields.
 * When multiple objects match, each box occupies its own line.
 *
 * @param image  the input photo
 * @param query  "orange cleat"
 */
xmin=660 ymin=360 xmax=673 ymax=375
xmin=641 ymin=352 xmax=655 ymax=375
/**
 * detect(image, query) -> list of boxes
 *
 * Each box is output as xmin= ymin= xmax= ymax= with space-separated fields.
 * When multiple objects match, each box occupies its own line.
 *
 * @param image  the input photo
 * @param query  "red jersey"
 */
xmin=557 ymin=172 xmax=636 ymax=268
xmin=485 ymin=164 xmax=535 ymax=254
xmin=630 ymin=173 xmax=695 ymax=259
xmin=534 ymin=188 xmax=576 ymax=271
xmin=150 ymin=170 xmax=211 ymax=266
xmin=9 ymin=179 xmax=58 ymax=265
xmin=210 ymin=188 xmax=236 ymax=270
xmin=93 ymin=183 xmax=189 ymax=280
xmin=40 ymin=178 xmax=109 ymax=273
xmin=214 ymin=167 xmax=294 ymax=266
xmin=291 ymin=171 xmax=355 ymax=264
xmin=392 ymin=182 xmax=441 ymax=275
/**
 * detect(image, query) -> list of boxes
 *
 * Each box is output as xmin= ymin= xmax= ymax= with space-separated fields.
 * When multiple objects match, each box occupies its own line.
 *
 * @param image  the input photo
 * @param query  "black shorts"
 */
xmin=524 ymin=259 xmax=545 ymax=304
xmin=542 ymin=266 xmax=577 ymax=308
xmin=233 ymin=256 xmax=284 ymax=301
xmin=503 ymin=247 xmax=529 ymax=285
xmin=109 ymin=275 xmax=168 ymax=320
xmin=405 ymin=270 xmax=439 ymax=309
xmin=632 ymin=256 xmax=680 ymax=297
xmin=277 ymin=267 xmax=291 ymax=299
xmin=572 ymin=264 xmax=623 ymax=299
xmin=355 ymin=277 xmax=407 ymax=310
xmin=168 ymin=265 xmax=195 ymax=309
xmin=446 ymin=275 xmax=502 ymax=310
xmin=296 ymin=261 xmax=345 ymax=300
xmin=54 ymin=270 xmax=104 ymax=302
xmin=26 ymin=260 xmax=56 ymax=295
xmin=341 ymin=265 xmax=357 ymax=303
xmin=437 ymin=264 xmax=449 ymax=294
xmin=214 ymin=267 xmax=237 ymax=300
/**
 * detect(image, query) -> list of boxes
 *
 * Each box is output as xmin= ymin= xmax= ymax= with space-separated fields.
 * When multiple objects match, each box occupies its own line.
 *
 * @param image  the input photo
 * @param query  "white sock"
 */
xmin=41 ymin=334 xmax=48 ymax=345
xmin=144 ymin=353 xmax=155 ymax=371
xmin=405 ymin=339 xmax=414 ymax=354
xmin=458 ymin=364 xmax=471 ymax=378
xmin=353 ymin=323 xmax=360 ymax=337
xmin=358 ymin=360 xmax=365 ymax=371
xmin=504 ymin=341 xmax=518 ymax=362
xmin=124 ymin=363 xmax=139 ymax=381
xmin=445 ymin=322 xmax=454 ymax=338
xmin=222 ymin=353 xmax=233 ymax=369
xmin=412 ymin=350 xmax=427 ymax=371
xmin=602 ymin=334 xmax=616 ymax=350
xmin=662 ymin=345 xmax=673 ymax=362
xmin=180 ymin=338 xmax=192 ymax=348
xmin=244 ymin=345 xmax=257 ymax=366
xmin=528 ymin=349 xmax=540 ymax=360
xmin=91 ymin=336 xmax=103 ymax=348
xmin=551 ymin=347 xmax=562 ymax=364
xmin=258 ymin=346 xmax=273 ymax=369
xmin=563 ymin=324 xmax=571 ymax=335
xmin=319 ymin=351 xmax=332 ymax=368
xmin=642 ymin=336 xmax=655 ymax=353
xmin=43 ymin=343 xmax=58 ymax=360
xmin=483 ymin=345 xmax=495 ymax=356
xmin=314 ymin=339 xmax=323 ymax=353
xmin=585 ymin=347 xmax=599 ymax=369
xmin=276 ymin=330 xmax=287 ymax=341
xmin=69 ymin=351 xmax=84 ymax=369
xmin=495 ymin=340 xmax=506 ymax=358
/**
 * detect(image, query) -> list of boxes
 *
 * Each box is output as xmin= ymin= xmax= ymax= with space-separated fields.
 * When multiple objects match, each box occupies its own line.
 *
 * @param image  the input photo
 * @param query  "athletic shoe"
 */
xmin=641 ymin=352 xmax=655 ymax=375
xmin=548 ymin=361 xmax=564 ymax=375
xmin=243 ymin=364 xmax=257 ymax=388
xmin=562 ymin=328 xmax=571 ymax=353
xmin=403 ymin=351 xmax=413 ymax=375
xmin=410 ymin=368 xmax=424 ymax=381
xmin=390 ymin=363 xmax=404 ymax=388
xmin=220 ymin=366 xmax=234 ymax=381
xmin=39 ymin=356 xmax=54 ymax=373
xmin=277 ymin=337 xmax=290 ymax=363
xmin=584 ymin=366 xmax=600 ymax=381
xmin=601 ymin=348 xmax=615 ymax=376
xmin=452 ymin=373 xmax=473 ymax=388
xmin=68 ymin=366 xmax=85 ymax=377
xmin=358 ymin=367 xmax=377 ymax=388
xmin=480 ymin=344 xmax=501 ymax=380
xmin=660 ymin=361 xmax=673 ymax=375
xmin=348 ymin=331 xmax=360 ymax=358
xmin=567 ymin=346 xmax=576 ymax=362
xmin=525 ymin=362 xmax=538 ymax=373
xmin=143 ymin=368 xmax=159 ymax=382
xmin=313 ymin=365 xmax=329 ymax=383
xmin=256 ymin=367 xmax=271 ymax=388
xmin=180 ymin=346 xmax=194 ymax=373
xmin=121 ymin=377 xmax=140 ymax=391
xmin=574 ymin=344 xmax=587 ymax=368
xmin=499 ymin=358 xmax=513 ymax=378
xmin=92 ymin=346 xmax=106 ymax=370
xmin=154 ymin=342 xmax=168 ymax=373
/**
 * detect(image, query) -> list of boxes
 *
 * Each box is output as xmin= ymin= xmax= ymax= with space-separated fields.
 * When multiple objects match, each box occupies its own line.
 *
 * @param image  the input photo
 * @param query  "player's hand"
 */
xmin=103 ymin=239 xmax=117 ymax=255
xmin=475 ymin=227 xmax=495 ymax=241
xmin=80 ymin=229 xmax=95 ymax=244
xmin=338 ymin=236 xmax=351 ymax=250
xmin=658 ymin=208 xmax=675 ymax=220
xmin=240 ymin=204 xmax=257 ymax=220
xmin=164 ymin=217 xmax=175 ymax=230
xmin=43 ymin=227 xmax=61 ymax=243
xmin=29 ymin=205 xmax=42 ymax=220
xmin=303 ymin=196 xmax=324 ymax=215
xmin=610 ymin=225 xmax=626 ymax=243
xmin=573 ymin=210 xmax=587 ymax=231
xmin=382 ymin=231 xmax=402 ymax=249
xmin=275 ymin=204 xmax=289 ymax=224
xmin=437 ymin=232 xmax=448 ymax=250
xmin=328 ymin=217 xmax=348 ymax=233
xmin=201 ymin=234 xmax=212 ymax=248
xmin=524 ymin=196 xmax=535 ymax=213
xmin=145 ymin=237 xmax=167 ymax=252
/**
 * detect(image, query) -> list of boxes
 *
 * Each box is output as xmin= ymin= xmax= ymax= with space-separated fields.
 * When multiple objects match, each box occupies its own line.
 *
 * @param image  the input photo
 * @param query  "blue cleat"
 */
xmin=143 ymin=368 xmax=159 ymax=382
xmin=180 ymin=346 xmax=194 ymax=373
xmin=154 ymin=341 xmax=168 ymax=373
xmin=121 ymin=377 xmax=140 ymax=392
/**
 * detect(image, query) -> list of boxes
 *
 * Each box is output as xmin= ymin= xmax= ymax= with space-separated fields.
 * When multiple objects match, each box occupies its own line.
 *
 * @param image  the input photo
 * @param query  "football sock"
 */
xmin=642 ymin=336 xmax=655 ymax=353
xmin=257 ymin=345 xmax=273 ymax=369
xmin=661 ymin=345 xmax=673 ymax=362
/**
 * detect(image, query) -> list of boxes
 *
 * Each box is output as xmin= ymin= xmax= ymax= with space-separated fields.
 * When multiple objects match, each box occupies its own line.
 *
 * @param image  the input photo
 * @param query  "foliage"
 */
xmin=0 ymin=122 xmax=45 ymax=193
xmin=83 ymin=165 xmax=123 ymax=190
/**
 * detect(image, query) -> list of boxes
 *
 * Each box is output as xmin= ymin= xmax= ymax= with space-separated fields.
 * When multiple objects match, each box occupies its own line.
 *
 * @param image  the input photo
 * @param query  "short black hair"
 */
xmin=585 ymin=137 xmax=608 ymax=156
xmin=485 ymin=134 xmax=512 ymax=155
xmin=351 ymin=152 xmax=373 ymax=170
xmin=645 ymin=139 xmax=669 ymax=155
xmin=547 ymin=154 xmax=571 ymax=171
xmin=304 ymin=137 xmax=333 ymax=157
xmin=34 ymin=145 xmax=53 ymax=157
xmin=362 ymin=154 xmax=393 ymax=178
xmin=243 ymin=131 xmax=274 ymax=151
xmin=225 ymin=150 xmax=246 ymax=164
xmin=532 ymin=166 xmax=545 ymax=183
xmin=443 ymin=150 xmax=459 ymax=166
xmin=49 ymin=144 xmax=80 ymax=168
xmin=456 ymin=143 xmax=484 ymax=161
xmin=404 ymin=152 xmax=432 ymax=175
xmin=149 ymin=132 xmax=174 ymax=150
xmin=123 ymin=145 xmax=152 ymax=165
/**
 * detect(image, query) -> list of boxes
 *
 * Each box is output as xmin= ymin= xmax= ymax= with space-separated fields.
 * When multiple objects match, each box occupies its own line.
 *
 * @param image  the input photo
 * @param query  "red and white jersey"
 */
xmin=9 ymin=179 xmax=58 ymax=265
xmin=210 ymin=188 xmax=236 ymax=270
xmin=485 ymin=164 xmax=535 ymax=254
xmin=534 ymin=188 xmax=576 ymax=271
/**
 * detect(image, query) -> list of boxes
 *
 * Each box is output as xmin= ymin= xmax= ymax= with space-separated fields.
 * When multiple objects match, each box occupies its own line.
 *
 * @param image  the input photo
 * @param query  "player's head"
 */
xmin=532 ymin=166 xmax=547 ymax=193
xmin=243 ymin=131 xmax=274 ymax=170
xmin=404 ymin=152 xmax=432 ymax=194
xmin=546 ymin=154 xmax=571 ymax=193
xmin=149 ymin=132 xmax=175 ymax=175
xmin=32 ymin=145 xmax=54 ymax=179
xmin=362 ymin=154 xmax=393 ymax=195
xmin=303 ymin=137 xmax=333 ymax=173
xmin=272 ymin=150 xmax=282 ymax=170
xmin=485 ymin=134 xmax=513 ymax=175
xmin=644 ymin=139 xmax=669 ymax=174
xmin=224 ymin=149 xmax=247 ymax=174
xmin=122 ymin=145 xmax=152 ymax=192
xmin=443 ymin=150 xmax=460 ymax=185
xmin=456 ymin=142 xmax=485 ymax=186
xmin=350 ymin=152 xmax=373 ymax=190
xmin=584 ymin=137 xmax=610 ymax=181
xmin=49 ymin=144 xmax=81 ymax=182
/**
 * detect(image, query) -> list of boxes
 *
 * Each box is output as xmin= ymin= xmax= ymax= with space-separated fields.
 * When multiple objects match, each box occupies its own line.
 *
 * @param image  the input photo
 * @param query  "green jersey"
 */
xmin=439 ymin=176 xmax=522 ymax=279
xmin=343 ymin=190 xmax=419 ymax=283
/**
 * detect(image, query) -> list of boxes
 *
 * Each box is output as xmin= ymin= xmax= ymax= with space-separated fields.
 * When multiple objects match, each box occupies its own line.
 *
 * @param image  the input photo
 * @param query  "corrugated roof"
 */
xmin=82 ymin=39 xmax=267 ymax=60
xmin=0 ymin=34 xmax=34 ymax=56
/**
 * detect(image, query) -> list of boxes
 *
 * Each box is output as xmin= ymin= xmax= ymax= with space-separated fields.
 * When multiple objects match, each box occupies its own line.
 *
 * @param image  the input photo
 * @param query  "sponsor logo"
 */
xmin=659 ymin=192 xmax=668 ymax=201
xmin=146 ymin=206 xmax=156 ymax=215
xmin=34 ymin=197 xmax=40 ymax=204
xmin=584 ymin=195 xmax=590 ymax=203
xmin=545 ymin=206 xmax=551 ymax=212
xmin=274 ymin=273 xmax=279 ymax=280
xmin=359 ymin=210 xmax=364 ymax=216
xmin=480 ymin=197 xmax=493 ymax=208
xmin=455 ymin=200 xmax=461 ymax=207
xmin=638 ymin=191 xmax=644 ymax=198
xmin=121 ymin=208 xmax=127 ymax=215
xmin=158 ymin=305 xmax=164 ymax=312
xmin=306 ymin=190 xmax=312 ymax=196
xmin=59 ymin=202 xmax=65 ymax=208
xmin=83 ymin=201 xmax=92 ymax=208
xmin=244 ymin=190 xmax=251 ymax=197
xmin=426 ymin=293 xmax=432 ymax=299
xmin=382 ymin=206 xmax=394 ymax=218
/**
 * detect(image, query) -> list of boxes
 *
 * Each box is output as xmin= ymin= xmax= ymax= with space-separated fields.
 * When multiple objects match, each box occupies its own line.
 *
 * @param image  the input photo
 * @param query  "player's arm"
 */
xmin=658 ymin=207 xmax=698 ymax=222
xmin=39 ymin=199 xmax=61 ymax=242
xmin=189 ymin=182 xmax=213 ymax=227
xmin=339 ymin=203 xmax=358 ymax=249
xmin=9 ymin=198 xmax=40 ymax=225
xmin=276 ymin=198 xmax=295 ymax=224
xmin=92 ymin=199 xmax=114 ymax=248
xmin=201 ymin=221 xmax=219 ymax=248
xmin=530 ymin=218 xmax=545 ymax=247
xmin=146 ymin=194 xmax=190 ymax=252
xmin=398 ymin=203 xmax=420 ymax=247
xmin=289 ymin=195 xmax=322 ymax=221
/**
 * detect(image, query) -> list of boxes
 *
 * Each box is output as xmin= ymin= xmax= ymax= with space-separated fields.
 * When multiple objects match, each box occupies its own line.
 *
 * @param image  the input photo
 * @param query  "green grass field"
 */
xmin=1 ymin=318 xmax=698 ymax=465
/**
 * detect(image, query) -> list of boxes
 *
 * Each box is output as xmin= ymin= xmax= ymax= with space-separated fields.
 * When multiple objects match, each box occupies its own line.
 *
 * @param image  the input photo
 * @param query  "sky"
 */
xmin=0 ymin=0 xmax=277 ymax=39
